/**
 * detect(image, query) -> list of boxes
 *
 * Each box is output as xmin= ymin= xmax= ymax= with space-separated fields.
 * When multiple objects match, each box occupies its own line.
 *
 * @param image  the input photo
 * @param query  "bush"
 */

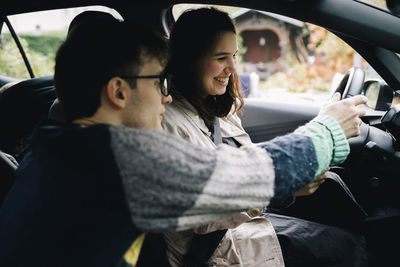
xmin=0 ymin=32 xmax=62 ymax=78
xmin=19 ymin=32 xmax=65 ymax=58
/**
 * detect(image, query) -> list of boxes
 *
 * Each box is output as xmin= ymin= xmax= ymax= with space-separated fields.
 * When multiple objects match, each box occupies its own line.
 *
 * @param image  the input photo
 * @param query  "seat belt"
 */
xmin=183 ymin=118 xmax=227 ymax=267
xmin=213 ymin=118 xmax=222 ymax=145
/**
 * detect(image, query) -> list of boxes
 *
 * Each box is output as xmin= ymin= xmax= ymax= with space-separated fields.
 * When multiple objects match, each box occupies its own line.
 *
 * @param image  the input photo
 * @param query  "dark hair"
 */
xmin=166 ymin=7 xmax=243 ymax=126
xmin=67 ymin=11 xmax=119 ymax=39
xmin=54 ymin=20 xmax=168 ymax=122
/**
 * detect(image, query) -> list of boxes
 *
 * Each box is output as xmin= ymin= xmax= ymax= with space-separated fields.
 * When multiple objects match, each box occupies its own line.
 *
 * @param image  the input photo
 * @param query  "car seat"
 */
xmin=0 ymin=150 xmax=18 ymax=207
xmin=48 ymin=98 xmax=65 ymax=122
xmin=0 ymin=75 xmax=56 ymax=160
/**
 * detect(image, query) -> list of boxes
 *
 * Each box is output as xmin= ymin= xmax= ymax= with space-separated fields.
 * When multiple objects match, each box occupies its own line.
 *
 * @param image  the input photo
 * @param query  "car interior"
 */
xmin=1 ymin=0 xmax=400 ymax=266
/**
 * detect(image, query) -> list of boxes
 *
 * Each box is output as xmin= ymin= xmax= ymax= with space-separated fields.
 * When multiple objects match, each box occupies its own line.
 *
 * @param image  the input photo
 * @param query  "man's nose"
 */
xmin=162 ymin=94 xmax=173 ymax=104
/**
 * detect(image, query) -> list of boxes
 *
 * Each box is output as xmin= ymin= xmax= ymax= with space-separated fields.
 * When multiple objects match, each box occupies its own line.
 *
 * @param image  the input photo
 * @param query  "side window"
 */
xmin=0 ymin=22 xmax=31 ymax=79
xmin=0 ymin=6 xmax=122 ymax=79
xmin=172 ymin=4 xmax=382 ymax=105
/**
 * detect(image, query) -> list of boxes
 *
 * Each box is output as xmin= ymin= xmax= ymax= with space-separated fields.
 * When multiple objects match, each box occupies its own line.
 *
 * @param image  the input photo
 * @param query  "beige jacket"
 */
xmin=162 ymin=97 xmax=284 ymax=267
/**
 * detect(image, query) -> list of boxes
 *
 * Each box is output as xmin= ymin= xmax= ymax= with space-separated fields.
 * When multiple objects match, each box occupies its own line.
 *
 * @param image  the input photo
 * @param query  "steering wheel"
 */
xmin=334 ymin=67 xmax=365 ymax=99
xmin=334 ymin=67 xmax=370 ymax=155
xmin=334 ymin=67 xmax=373 ymax=157
xmin=338 ymin=67 xmax=396 ymax=160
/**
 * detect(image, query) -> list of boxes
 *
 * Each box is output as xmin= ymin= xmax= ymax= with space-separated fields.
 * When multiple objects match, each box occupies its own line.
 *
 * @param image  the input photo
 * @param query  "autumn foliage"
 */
xmin=263 ymin=23 xmax=355 ymax=93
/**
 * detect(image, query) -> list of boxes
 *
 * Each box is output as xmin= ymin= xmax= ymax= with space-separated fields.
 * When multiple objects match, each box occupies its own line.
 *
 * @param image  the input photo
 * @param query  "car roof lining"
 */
xmin=2 ymin=0 xmax=400 ymax=53
xmin=2 ymin=0 xmax=400 ymax=89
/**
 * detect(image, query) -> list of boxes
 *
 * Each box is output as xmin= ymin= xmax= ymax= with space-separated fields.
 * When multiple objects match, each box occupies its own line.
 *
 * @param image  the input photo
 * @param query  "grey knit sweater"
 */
xmin=0 ymin=116 xmax=349 ymax=266
xmin=110 ymin=114 xmax=348 ymax=231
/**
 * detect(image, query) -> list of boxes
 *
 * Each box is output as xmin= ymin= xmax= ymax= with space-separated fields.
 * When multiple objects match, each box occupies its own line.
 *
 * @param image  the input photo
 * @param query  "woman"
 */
xmin=162 ymin=7 xmax=367 ymax=267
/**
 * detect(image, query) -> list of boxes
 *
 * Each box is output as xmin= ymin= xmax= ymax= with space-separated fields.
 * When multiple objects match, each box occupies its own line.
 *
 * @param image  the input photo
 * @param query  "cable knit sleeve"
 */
xmin=108 ymin=114 xmax=348 ymax=232
xmin=110 ymin=126 xmax=274 ymax=232
xmin=258 ymin=114 xmax=349 ymax=203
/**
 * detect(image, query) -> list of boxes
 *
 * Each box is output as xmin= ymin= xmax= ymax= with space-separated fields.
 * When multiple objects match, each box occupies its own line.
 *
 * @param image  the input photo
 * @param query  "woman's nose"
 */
xmin=225 ymin=57 xmax=237 ymax=74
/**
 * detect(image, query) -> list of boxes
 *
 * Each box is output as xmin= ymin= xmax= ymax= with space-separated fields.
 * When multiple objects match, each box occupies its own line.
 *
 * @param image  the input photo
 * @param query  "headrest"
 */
xmin=0 ymin=75 xmax=55 ymax=155
xmin=48 ymin=98 xmax=65 ymax=122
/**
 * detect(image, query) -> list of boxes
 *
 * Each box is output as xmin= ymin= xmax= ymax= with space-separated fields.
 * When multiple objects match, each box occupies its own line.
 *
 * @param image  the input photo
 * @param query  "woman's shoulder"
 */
xmin=220 ymin=111 xmax=252 ymax=145
xmin=163 ymin=98 xmax=196 ymax=126
xmin=162 ymin=98 xmax=204 ymax=137
xmin=223 ymin=109 xmax=242 ymax=124
xmin=162 ymin=99 xmax=213 ymax=145
xmin=163 ymin=102 xmax=184 ymax=131
xmin=220 ymin=110 xmax=245 ymax=132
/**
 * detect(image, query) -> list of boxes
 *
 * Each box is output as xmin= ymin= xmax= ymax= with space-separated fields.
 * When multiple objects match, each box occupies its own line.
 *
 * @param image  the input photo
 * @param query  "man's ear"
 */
xmin=105 ymin=77 xmax=128 ymax=109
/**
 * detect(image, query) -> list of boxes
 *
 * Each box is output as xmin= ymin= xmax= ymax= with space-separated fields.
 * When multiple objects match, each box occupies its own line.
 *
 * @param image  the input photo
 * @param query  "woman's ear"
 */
xmin=105 ymin=77 xmax=127 ymax=109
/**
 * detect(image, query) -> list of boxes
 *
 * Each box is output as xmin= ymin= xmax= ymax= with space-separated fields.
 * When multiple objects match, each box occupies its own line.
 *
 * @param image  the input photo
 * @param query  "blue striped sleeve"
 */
xmin=257 ymin=134 xmax=318 ymax=203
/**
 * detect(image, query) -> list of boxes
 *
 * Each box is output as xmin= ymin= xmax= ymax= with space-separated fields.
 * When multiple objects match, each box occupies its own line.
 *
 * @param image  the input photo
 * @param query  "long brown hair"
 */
xmin=166 ymin=7 xmax=244 ymax=126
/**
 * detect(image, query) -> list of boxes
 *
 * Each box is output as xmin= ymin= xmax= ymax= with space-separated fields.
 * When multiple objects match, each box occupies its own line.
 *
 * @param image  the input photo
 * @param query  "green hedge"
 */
xmin=19 ymin=32 xmax=66 ymax=58
xmin=0 ymin=32 xmax=65 ymax=78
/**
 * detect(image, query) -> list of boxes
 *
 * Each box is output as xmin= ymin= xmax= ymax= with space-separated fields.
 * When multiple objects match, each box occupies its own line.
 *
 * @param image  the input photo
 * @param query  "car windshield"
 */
xmin=173 ymin=4 xmax=384 ymax=105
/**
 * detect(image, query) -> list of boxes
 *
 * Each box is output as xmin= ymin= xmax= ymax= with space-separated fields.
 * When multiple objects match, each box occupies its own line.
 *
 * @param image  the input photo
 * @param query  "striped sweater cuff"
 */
xmin=294 ymin=115 xmax=349 ymax=176
xmin=312 ymin=115 xmax=350 ymax=165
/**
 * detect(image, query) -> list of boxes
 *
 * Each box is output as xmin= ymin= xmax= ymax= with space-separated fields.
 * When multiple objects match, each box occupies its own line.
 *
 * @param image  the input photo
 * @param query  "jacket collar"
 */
xmin=172 ymin=96 xmax=246 ymax=139
xmin=172 ymin=96 xmax=211 ymax=136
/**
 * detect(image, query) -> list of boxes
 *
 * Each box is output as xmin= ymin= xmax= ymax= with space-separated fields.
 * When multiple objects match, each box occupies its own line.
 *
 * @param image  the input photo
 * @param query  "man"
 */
xmin=0 ymin=19 xmax=366 ymax=266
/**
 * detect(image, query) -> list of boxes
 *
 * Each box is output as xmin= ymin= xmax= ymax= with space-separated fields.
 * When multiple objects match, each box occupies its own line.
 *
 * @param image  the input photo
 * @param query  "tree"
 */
xmin=0 ymin=33 xmax=61 ymax=78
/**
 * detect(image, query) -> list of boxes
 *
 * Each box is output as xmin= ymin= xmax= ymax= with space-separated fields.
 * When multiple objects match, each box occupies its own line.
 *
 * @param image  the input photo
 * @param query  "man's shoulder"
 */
xmin=33 ymin=119 xmax=111 ymax=137
xmin=29 ymin=119 xmax=116 ymax=157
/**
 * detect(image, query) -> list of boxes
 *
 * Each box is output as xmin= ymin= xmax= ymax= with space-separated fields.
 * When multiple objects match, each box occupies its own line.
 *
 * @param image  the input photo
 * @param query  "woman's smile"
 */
xmin=214 ymin=76 xmax=230 ymax=86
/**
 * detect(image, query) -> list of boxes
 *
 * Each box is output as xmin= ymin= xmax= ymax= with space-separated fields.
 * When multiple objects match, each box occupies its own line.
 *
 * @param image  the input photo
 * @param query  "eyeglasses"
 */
xmin=119 ymin=74 xmax=171 ymax=96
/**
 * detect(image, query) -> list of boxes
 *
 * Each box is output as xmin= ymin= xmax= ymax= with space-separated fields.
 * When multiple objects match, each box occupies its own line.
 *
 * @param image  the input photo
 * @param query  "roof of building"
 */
xmin=231 ymin=8 xmax=304 ymax=27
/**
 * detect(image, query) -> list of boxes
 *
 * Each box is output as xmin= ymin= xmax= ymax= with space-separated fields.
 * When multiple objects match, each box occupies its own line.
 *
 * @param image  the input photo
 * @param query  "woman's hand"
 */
xmin=319 ymin=93 xmax=367 ymax=138
xmin=293 ymin=171 xmax=327 ymax=196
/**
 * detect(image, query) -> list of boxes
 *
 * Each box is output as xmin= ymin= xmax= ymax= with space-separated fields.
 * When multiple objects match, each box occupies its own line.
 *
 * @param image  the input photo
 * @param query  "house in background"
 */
xmin=232 ymin=9 xmax=308 ymax=80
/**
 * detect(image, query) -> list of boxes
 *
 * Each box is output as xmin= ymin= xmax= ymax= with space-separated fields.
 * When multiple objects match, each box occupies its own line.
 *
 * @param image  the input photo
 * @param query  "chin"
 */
xmin=215 ymin=88 xmax=227 ymax=96
xmin=155 ymin=123 xmax=163 ymax=131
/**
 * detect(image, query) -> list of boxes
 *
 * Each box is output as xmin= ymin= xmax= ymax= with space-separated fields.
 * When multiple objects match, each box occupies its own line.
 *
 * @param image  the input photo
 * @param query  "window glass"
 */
xmin=172 ymin=4 xmax=383 ymax=105
xmin=392 ymin=91 xmax=400 ymax=106
xmin=0 ymin=23 xmax=31 ymax=79
xmin=356 ymin=0 xmax=388 ymax=11
xmin=0 ymin=6 xmax=122 ymax=79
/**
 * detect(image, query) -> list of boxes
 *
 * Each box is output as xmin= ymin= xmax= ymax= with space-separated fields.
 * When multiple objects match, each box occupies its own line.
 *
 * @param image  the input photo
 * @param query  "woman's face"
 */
xmin=197 ymin=31 xmax=238 ymax=98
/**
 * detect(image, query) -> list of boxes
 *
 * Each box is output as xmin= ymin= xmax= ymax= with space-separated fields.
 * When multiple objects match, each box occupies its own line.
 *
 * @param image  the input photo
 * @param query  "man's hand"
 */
xmin=293 ymin=171 xmax=327 ymax=196
xmin=319 ymin=92 xmax=367 ymax=138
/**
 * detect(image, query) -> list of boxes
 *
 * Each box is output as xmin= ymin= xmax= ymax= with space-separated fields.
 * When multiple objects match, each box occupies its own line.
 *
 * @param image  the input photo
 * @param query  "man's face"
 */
xmin=122 ymin=57 xmax=172 ymax=131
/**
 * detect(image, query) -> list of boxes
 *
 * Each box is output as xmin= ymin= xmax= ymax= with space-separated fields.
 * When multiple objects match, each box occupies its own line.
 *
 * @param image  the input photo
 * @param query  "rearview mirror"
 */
xmin=363 ymin=80 xmax=393 ymax=111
